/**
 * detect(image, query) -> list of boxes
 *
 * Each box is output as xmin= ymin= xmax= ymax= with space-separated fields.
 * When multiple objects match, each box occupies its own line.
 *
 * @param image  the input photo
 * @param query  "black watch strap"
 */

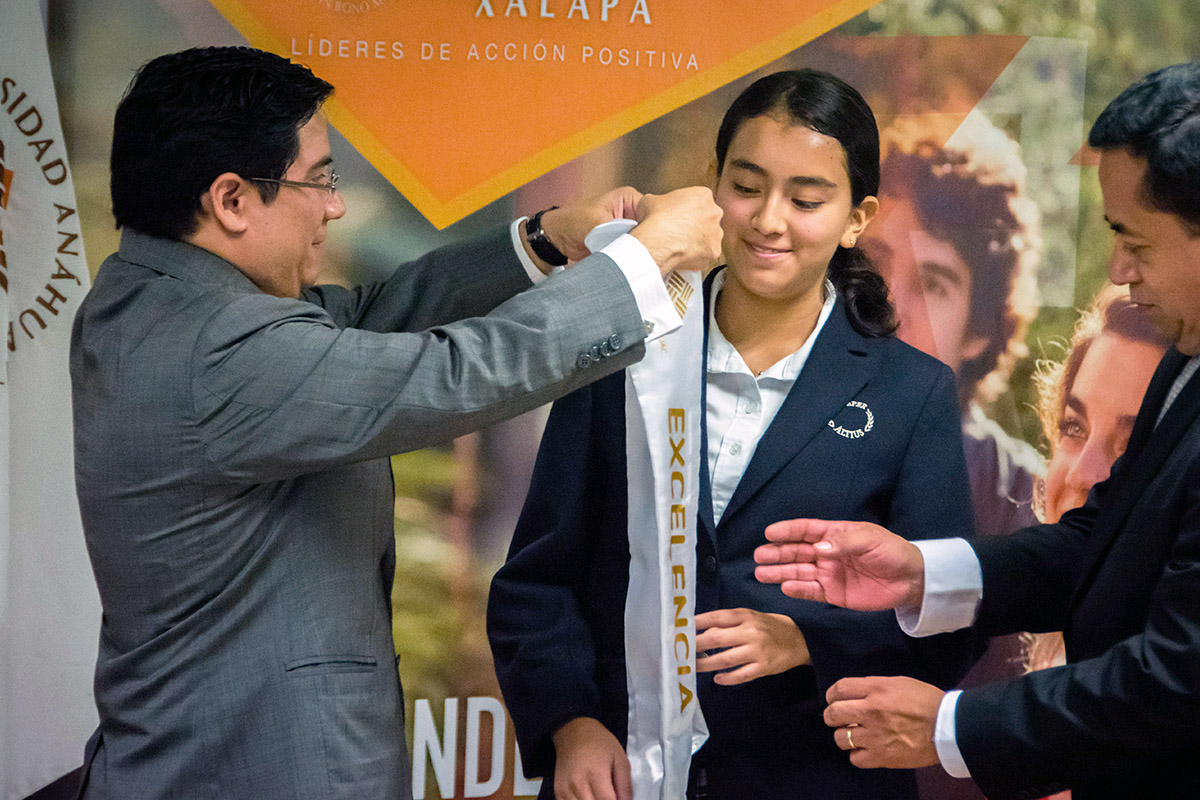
xmin=525 ymin=206 xmax=569 ymax=267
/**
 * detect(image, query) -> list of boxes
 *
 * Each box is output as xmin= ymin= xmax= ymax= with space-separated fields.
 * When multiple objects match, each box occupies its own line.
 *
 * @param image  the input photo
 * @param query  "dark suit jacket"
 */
xmin=489 ymin=276 xmax=980 ymax=800
xmin=957 ymin=348 xmax=1200 ymax=800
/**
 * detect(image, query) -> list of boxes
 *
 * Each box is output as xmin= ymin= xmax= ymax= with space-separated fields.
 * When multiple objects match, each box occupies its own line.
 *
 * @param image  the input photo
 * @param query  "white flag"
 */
xmin=0 ymin=1 xmax=100 ymax=796
xmin=623 ymin=270 xmax=708 ymax=799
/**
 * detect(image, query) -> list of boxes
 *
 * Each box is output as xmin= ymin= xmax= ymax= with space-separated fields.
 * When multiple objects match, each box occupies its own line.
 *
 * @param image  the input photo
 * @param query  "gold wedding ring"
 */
xmin=846 ymin=727 xmax=856 ymax=750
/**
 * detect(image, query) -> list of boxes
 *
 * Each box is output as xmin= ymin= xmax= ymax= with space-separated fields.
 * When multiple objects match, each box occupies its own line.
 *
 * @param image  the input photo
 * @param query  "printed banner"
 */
xmin=207 ymin=0 xmax=882 ymax=227
xmin=0 ymin=0 xmax=100 ymax=795
xmin=623 ymin=270 xmax=706 ymax=799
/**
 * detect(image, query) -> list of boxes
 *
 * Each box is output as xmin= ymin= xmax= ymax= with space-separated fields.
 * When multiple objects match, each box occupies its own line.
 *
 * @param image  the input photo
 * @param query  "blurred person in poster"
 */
xmin=1022 ymin=284 xmax=1172 ymax=674
xmin=862 ymin=113 xmax=1044 ymax=800
xmin=488 ymin=69 xmax=979 ymax=800
xmin=754 ymin=62 xmax=1200 ymax=800
xmin=70 ymin=45 xmax=723 ymax=800
xmin=865 ymin=113 xmax=1043 ymax=543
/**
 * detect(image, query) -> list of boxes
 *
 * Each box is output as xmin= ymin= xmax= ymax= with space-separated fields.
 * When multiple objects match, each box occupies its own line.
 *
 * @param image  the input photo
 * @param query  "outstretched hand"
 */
xmin=753 ymin=519 xmax=926 ymax=610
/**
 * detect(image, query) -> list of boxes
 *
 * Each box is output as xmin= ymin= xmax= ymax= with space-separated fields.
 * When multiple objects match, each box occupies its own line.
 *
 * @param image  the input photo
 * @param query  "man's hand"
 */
xmin=824 ymin=676 xmax=944 ymax=770
xmin=630 ymin=187 xmax=723 ymax=278
xmin=695 ymin=608 xmax=811 ymax=685
xmin=551 ymin=716 xmax=633 ymax=800
xmin=753 ymin=518 xmax=926 ymax=610
xmin=535 ymin=187 xmax=643 ymax=268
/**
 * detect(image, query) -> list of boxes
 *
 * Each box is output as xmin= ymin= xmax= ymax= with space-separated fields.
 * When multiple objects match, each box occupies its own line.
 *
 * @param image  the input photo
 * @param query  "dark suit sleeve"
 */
xmin=967 ymin=476 xmax=1105 ymax=637
xmin=487 ymin=374 xmax=628 ymax=777
xmin=957 ymin=466 xmax=1200 ymax=798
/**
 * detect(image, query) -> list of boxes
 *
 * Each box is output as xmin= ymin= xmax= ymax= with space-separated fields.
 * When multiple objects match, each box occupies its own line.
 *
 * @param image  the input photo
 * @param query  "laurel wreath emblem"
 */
xmin=828 ymin=400 xmax=874 ymax=439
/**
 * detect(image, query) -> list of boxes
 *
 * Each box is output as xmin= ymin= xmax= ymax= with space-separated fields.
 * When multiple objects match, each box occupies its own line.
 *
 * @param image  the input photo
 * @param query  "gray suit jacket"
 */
xmin=71 ymin=225 xmax=646 ymax=799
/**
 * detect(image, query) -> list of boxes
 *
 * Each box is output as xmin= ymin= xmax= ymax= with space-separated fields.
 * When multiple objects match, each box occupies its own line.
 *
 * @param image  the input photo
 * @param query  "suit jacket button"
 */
xmin=577 ymin=353 xmax=592 ymax=369
xmin=703 ymin=555 xmax=717 ymax=573
xmin=608 ymin=333 xmax=622 ymax=352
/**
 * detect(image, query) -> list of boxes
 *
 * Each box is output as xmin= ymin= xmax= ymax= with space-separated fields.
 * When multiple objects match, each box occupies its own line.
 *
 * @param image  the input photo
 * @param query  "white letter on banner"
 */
xmin=464 ymin=696 xmax=506 ymax=797
xmin=513 ymin=743 xmax=543 ymax=796
xmin=412 ymin=698 xmax=457 ymax=800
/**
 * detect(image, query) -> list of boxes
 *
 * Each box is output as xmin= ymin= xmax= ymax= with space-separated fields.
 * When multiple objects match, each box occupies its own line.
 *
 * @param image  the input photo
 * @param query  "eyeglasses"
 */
xmin=250 ymin=169 xmax=339 ymax=198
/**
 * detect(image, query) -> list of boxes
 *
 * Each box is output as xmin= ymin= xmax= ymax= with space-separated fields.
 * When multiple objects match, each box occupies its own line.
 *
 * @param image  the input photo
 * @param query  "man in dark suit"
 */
xmin=71 ymin=46 xmax=721 ymax=799
xmin=753 ymin=62 xmax=1200 ymax=800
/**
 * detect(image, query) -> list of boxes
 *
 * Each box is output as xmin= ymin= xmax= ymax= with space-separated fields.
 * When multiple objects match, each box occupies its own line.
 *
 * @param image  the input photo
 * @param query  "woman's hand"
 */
xmin=694 ymin=608 xmax=811 ymax=685
xmin=551 ymin=717 xmax=633 ymax=800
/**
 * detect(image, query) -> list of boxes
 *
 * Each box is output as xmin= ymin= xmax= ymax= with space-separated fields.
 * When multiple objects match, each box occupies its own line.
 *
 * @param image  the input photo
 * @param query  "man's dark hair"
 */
xmin=111 ymin=46 xmax=334 ymax=240
xmin=1089 ymin=62 xmax=1200 ymax=234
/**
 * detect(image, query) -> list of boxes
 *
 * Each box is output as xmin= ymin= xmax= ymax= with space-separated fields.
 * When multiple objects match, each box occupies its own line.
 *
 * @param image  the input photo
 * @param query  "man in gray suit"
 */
xmin=71 ymin=46 xmax=721 ymax=799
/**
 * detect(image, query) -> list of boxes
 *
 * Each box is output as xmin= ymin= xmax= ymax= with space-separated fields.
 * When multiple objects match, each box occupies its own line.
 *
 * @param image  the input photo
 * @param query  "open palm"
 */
xmin=754 ymin=519 xmax=924 ymax=611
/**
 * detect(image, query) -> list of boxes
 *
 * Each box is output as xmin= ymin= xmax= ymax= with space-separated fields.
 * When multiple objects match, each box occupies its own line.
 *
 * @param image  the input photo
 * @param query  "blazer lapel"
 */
xmin=1070 ymin=349 xmax=1198 ymax=608
xmin=719 ymin=302 xmax=876 ymax=525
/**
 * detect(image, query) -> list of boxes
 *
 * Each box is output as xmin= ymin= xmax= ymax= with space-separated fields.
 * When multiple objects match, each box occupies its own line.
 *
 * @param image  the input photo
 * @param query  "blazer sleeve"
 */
xmin=956 ymin=467 xmax=1200 ymax=798
xmin=875 ymin=361 xmax=983 ymax=687
xmin=188 ymin=241 xmax=647 ymax=481
xmin=487 ymin=373 xmax=628 ymax=777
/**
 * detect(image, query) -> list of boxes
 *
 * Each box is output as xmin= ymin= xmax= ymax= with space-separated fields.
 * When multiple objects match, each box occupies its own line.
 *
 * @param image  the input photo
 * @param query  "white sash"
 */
xmin=623 ymin=270 xmax=708 ymax=799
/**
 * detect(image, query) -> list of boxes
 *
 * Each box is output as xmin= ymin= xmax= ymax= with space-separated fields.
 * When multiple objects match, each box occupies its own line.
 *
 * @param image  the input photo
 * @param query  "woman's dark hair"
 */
xmin=715 ymin=69 xmax=894 ymax=337
xmin=111 ymin=47 xmax=334 ymax=240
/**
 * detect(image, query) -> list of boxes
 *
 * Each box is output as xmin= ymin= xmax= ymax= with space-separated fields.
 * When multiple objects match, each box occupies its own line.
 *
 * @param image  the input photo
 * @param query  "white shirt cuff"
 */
xmin=511 ymin=217 xmax=552 ymax=285
xmin=934 ymin=690 xmax=971 ymax=778
xmin=896 ymin=538 xmax=982 ymax=636
xmin=597 ymin=233 xmax=680 ymax=342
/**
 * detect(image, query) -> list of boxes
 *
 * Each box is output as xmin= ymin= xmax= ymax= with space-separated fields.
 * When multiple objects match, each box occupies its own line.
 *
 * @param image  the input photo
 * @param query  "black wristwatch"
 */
xmin=525 ymin=206 xmax=569 ymax=267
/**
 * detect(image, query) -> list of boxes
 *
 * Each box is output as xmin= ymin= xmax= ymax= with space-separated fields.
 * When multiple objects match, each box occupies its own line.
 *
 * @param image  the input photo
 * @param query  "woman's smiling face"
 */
xmin=715 ymin=114 xmax=874 ymax=303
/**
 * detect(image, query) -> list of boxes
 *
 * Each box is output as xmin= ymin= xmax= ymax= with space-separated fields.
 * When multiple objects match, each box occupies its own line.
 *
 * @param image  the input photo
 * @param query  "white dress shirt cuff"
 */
xmin=597 ymin=233 xmax=680 ymax=342
xmin=934 ymin=690 xmax=972 ymax=778
xmin=510 ymin=220 xmax=680 ymax=342
xmin=511 ymin=217 xmax=552 ymax=285
xmin=897 ymin=538 xmax=982 ymax=636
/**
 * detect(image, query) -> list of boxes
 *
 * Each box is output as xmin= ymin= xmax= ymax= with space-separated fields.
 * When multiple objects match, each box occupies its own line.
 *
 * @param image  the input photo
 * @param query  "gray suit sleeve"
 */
xmin=192 ymin=244 xmax=647 ymax=482
xmin=300 ymin=226 xmax=533 ymax=333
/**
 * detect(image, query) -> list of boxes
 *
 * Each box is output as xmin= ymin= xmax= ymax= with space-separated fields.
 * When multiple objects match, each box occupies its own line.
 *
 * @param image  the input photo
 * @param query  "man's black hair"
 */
xmin=111 ymin=46 xmax=334 ymax=240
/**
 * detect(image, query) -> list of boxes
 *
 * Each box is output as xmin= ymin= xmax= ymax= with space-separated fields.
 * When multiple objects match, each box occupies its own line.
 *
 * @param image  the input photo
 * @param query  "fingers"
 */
xmin=778 ymin=579 xmax=828 ymax=602
xmin=694 ymin=607 xmax=750 ymax=631
xmin=612 ymin=753 xmax=633 ymax=800
xmin=753 ymin=541 xmax=822 ymax=566
xmin=604 ymin=186 xmax=642 ymax=221
xmin=763 ymin=518 xmax=844 ymax=545
xmin=825 ymin=677 xmax=874 ymax=704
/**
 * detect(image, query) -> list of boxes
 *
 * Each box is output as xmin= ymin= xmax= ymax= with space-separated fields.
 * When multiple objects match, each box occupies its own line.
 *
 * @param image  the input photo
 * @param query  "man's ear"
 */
xmin=198 ymin=173 xmax=256 ymax=234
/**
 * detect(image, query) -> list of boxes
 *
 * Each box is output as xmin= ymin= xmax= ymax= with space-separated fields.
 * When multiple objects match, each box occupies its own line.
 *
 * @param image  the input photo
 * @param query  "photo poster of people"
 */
xmin=46 ymin=0 xmax=1199 ymax=798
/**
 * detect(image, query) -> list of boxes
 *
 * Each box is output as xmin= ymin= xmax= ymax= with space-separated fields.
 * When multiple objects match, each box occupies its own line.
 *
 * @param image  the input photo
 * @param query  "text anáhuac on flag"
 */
xmin=208 ymin=0 xmax=882 ymax=227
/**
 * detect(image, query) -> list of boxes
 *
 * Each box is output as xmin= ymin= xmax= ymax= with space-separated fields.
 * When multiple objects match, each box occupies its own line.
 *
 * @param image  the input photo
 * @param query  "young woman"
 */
xmin=487 ymin=70 xmax=979 ymax=800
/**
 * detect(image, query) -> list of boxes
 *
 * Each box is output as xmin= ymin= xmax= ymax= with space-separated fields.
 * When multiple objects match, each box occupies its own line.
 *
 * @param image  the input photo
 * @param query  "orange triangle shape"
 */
xmin=209 ymin=0 xmax=884 ymax=228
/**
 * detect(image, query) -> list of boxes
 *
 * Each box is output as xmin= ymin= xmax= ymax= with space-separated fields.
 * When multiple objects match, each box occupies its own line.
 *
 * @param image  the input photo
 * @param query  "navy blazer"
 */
xmin=489 ymin=276 xmax=980 ymax=799
xmin=955 ymin=348 xmax=1200 ymax=800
